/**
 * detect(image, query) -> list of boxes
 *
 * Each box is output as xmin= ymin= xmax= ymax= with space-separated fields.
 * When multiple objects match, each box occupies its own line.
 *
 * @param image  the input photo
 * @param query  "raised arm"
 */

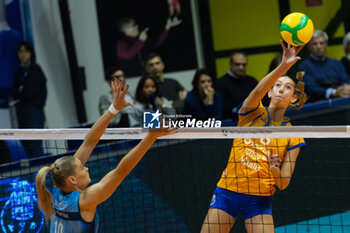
xmin=79 ymin=127 xmax=176 ymax=209
xmin=239 ymin=41 xmax=303 ymax=113
xmin=74 ymin=79 xmax=133 ymax=165
xmin=116 ymin=39 xmax=145 ymax=60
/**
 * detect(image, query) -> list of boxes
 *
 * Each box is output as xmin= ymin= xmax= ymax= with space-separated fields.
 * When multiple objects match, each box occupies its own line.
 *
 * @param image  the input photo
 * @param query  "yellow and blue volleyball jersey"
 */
xmin=217 ymin=102 xmax=306 ymax=196
xmin=50 ymin=187 xmax=99 ymax=233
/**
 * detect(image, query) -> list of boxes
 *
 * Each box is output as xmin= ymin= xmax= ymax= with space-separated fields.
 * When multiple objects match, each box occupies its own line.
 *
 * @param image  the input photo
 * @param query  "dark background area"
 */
xmin=95 ymin=0 xmax=198 ymax=76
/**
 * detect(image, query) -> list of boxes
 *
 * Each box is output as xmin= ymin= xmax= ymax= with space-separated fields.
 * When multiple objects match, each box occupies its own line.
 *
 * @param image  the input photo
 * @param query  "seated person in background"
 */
xmin=129 ymin=76 xmax=176 ymax=127
xmin=144 ymin=53 xmax=187 ymax=113
xmin=299 ymin=30 xmax=350 ymax=102
xmin=184 ymin=68 xmax=222 ymax=120
xmin=99 ymin=66 xmax=134 ymax=127
xmin=215 ymin=51 xmax=258 ymax=121
xmin=340 ymin=32 xmax=350 ymax=76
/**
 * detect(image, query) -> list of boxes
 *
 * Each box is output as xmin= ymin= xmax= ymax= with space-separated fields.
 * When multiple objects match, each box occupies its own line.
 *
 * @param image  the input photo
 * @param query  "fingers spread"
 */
xmin=126 ymin=102 xmax=134 ymax=107
xmin=280 ymin=40 xmax=287 ymax=50
xmin=111 ymin=80 xmax=118 ymax=96
xmin=121 ymin=84 xmax=129 ymax=97
xmin=114 ymin=78 xmax=123 ymax=96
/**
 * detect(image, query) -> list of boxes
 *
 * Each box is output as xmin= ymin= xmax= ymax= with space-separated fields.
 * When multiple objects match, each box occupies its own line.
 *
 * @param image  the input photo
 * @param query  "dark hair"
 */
xmin=18 ymin=41 xmax=36 ymax=63
xmin=144 ymin=52 xmax=162 ymax=66
xmin=192 ymin=68 xmax=213 ymax=92
xmin=135 ymin=76 xmax=161 ymax=104
xmin=105 ymin=66 xmax=123 ymax=82
xmin=229 ymin=51 xmax=247 ymax=64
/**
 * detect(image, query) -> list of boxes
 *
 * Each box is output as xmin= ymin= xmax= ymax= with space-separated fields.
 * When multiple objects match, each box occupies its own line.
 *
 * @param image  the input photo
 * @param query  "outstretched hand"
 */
xmin=165 ymin=18 xmax=183 ymax=30
xmin=139 ymin=27 xmax=149 ymax=41
xmin=148 ymin=126 xmax=177 ymax=139
xmin=280 ymin=40 xmax=304 ymax=68
xmin=147 ymin=115 xmax=177 ymax=139
xmin=111 ymin=78 xmax=134 ymax=111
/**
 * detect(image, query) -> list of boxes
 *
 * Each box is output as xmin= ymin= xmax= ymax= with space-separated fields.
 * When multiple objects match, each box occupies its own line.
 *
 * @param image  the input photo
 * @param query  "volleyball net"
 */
xmin=0 ymin=126 xmax=349 ymax=233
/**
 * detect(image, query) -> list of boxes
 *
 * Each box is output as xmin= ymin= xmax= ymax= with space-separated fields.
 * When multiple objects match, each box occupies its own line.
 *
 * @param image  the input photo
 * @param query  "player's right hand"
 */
xmin=139 ymin=27 xmax=149 ymax=41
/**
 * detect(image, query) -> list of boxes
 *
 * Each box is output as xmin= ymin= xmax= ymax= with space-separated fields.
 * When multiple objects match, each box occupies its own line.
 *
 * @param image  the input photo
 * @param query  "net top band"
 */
xmin=0 ymin=126 xmax=349 ymax=140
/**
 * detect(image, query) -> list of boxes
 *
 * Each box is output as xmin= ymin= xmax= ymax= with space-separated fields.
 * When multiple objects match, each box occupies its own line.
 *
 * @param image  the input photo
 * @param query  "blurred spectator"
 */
xmin=144 ymin=53 xmax=187 ymax=113
xmin=11 ymin=42 xmax=47 ymax=157
xmin=215 ymin=51 xmax=258 ymax=120
xmin=99 ymin=66 xmax=134 ymax=127
xmin=341 ymin=32 xmax=350 ymax=76
xmin=299 ymin=30 xmax=350 ymax=102
xmin=129 ymin=76 xmax=176 ymax=127
xmin=0 ymin=0 xmax=21 ymax=99
xmin=116 ymin=17 xmax=180 ymax=77
xmin=167 ymin=0 xmax=182 ymax=25
xmin=184 ymin=68 xmax=222 ymax=120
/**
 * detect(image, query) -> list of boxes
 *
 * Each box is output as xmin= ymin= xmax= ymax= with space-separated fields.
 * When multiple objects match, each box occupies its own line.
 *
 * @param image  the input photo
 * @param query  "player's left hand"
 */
xmin=269 ymin=153 xmax=281 ymax=169
xmin=148 ymin=126 xmax=177 ymax=139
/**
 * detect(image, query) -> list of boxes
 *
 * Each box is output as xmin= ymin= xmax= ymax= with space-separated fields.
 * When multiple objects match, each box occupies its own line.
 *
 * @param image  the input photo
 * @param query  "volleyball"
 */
xmin=280 ymin=12 xmax=314 ymax=47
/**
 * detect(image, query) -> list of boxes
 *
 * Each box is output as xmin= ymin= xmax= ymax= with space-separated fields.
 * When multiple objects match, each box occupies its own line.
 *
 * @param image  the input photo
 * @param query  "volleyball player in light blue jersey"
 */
xmin=36 ymin=78 xmax=176 ymax=233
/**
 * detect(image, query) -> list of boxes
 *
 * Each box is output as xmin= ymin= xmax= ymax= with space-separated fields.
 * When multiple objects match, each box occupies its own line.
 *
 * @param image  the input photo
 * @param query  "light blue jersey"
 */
xmin=50 ymin=187 xmax=98 ymax=233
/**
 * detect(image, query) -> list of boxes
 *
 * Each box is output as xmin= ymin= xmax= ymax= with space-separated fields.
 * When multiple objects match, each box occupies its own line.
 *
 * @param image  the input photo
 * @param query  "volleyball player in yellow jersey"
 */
xmin=201 ymin=41 xmax=307 ymax=233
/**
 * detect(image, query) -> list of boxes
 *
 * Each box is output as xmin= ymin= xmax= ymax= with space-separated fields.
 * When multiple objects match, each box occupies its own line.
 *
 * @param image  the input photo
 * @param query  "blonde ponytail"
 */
xmin=36 ymin=166 xmax=53 ymax=221
xmin=36 ymin=156 xmax=76 ymax=221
